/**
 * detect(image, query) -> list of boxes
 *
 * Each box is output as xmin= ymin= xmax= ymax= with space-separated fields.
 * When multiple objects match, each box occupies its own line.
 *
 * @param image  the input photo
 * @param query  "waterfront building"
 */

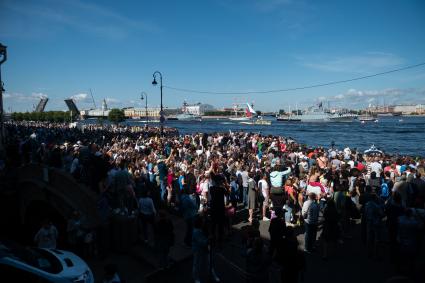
xmin=393 ymin=104 xmax=424 ymax=114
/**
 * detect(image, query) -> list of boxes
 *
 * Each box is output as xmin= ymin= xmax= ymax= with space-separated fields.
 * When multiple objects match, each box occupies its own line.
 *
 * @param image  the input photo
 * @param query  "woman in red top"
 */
xmin=284 ymin=179 xmax=297 ymax=204
xmin=166 ymin=168 xmax=174 ymax=206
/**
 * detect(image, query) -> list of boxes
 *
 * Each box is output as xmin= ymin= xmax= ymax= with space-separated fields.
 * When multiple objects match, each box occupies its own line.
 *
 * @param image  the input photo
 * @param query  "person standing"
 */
xmin=241 ymin=166 xmax=249 ymax=208
xmin=247 ymin=172 xmax=257 ymax=224
xmin=270 ymin=164 xmax=292 ymax=215
xmin=138 ymin=190 xmax=157 ymax=244
xmin=364 ymin=193 xmax=385 ymax=259
xmin=192 ymin=216 xmax=208 ymax=283
xmin=302 ymin=193 xmax=319 ymax=253
xmin=155 ymin=211 xmax=175 ymax=268
xmin=209 ymin=173 xmax=227 ymax=245
xmin=258 ymin=174 xmax=270 ymax=221
xmin=181 ymin=188 xmax=198 ymax=247
xmin=34 ymin=219 xmax=59 ymax=249
xmin=322 ymin=199 xmax=340 ymax=260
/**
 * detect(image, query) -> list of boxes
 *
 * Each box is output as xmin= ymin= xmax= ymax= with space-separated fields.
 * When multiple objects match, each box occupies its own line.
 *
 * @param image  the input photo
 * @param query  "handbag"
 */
xmin=258 ymin=193 xmax=265 ymax=203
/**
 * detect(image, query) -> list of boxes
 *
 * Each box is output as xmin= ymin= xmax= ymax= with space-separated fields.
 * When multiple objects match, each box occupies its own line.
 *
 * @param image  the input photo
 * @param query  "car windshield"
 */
xmin=2 ymin=242 xmax=63 ymax=274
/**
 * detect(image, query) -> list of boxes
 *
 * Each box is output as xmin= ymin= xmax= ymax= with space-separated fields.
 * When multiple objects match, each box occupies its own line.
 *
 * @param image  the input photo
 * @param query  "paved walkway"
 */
xmin=87 ymin=209 xmax=424 ymax=283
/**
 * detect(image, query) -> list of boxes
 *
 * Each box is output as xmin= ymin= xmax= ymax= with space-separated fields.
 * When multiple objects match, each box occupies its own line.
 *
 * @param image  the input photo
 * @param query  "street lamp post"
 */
xmin=152 ymin=71 xmax=164 ymax=136
xmin=0 ymin=43 xmax=7 ymax=150
xmin=140 ymin=92 xmax=148 ymax=126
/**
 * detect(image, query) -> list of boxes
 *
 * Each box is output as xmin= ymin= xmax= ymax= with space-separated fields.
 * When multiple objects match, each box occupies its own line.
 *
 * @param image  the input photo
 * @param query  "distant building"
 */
xmin=124 ymin=107 xmax=180 ymax=118
xmin=124 ymin=107 xmax=160 ymax=118
xmin=393 ymin=104 xmax=424 ymax=114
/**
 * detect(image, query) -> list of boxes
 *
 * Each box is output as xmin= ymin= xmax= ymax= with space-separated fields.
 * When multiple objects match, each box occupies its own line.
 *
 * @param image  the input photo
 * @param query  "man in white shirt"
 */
xmin=370 ymin=157 xmax=383 ymax=176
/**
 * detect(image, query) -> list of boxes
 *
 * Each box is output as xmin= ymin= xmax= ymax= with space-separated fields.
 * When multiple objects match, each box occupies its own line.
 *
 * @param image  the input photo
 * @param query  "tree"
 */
xmin=108 ymin=108 xmax=125 ymax=124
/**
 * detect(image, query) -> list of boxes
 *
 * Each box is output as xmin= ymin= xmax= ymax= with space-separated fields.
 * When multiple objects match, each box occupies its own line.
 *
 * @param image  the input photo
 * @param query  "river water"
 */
xmin=123 ymin=116 xmax=425 ymax=156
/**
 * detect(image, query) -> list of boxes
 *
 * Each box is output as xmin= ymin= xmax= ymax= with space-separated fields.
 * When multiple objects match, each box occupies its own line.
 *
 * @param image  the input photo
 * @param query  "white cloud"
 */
xmin=299 ymin=52 xmax=404 ymax=73
xmin=105 ymin=98 xmax=119 ymax=103
xmin=318 ymin=87 xmax=425 ymax=108
xmin=71 ymin=93 xmax=90 ymax=102
xmin=31 ymin=92 xmax=48 ymax=99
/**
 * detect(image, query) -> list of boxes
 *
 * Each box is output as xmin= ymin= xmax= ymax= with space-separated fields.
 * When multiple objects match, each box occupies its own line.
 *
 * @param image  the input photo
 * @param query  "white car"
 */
xmin=0 ymin=241 xmax=94 ymax=283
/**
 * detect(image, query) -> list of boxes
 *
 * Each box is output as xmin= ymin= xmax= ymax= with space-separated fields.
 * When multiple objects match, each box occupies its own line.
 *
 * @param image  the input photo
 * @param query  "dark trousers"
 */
xmin=304 ymin=223 xmax=318 ymax=252
xmin=184 ymin=218 xmax=194 ymax=246
xmin=270 ymin=192 xmax=284 ymax=214
xmin=140 ymin=214 xmax=155 ymax=241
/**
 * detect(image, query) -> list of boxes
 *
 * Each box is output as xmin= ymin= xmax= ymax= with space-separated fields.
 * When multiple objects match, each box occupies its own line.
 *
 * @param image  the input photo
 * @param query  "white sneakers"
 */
xmin=262 ymin=217 xmax=270 ymax=221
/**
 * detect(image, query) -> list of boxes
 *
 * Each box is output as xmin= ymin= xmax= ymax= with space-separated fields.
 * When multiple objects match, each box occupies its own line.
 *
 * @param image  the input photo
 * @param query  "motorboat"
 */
xmin=358 ymin=110 xmax=377 ymax=122
xmin=328 ymin=112 xmax=358 ymax=122
xmin=364 ymin=145 xmax=383 ymax=156
xmin=240 ymin=119 xmax=272 ymax=126
xmin=229 ymin=116 xmax=251 ymax=121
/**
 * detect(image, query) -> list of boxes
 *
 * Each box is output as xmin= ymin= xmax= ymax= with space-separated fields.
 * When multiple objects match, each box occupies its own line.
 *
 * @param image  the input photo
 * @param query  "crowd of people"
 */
xmin=2 ymin=120 xmax=425 ymax=283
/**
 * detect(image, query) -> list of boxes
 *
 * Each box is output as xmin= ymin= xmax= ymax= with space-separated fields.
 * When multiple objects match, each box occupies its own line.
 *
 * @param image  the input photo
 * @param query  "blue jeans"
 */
xmin=304 ymin=223 xmax=318 ymax=252
xmin=160 ymin=180 xmax=167 ymax=201
xmin=243 ymin=186 xmax=248 ymax=208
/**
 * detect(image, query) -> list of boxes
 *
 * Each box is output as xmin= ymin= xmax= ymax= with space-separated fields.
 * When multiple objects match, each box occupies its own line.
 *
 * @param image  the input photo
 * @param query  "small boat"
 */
xmin=240 ymin=119 xmax=272 ymax=126
xmin=358 ymin=110 xmax=377 ymax=122
xmin=229 ymin=116 xmax=251 ymax=121
xmin=364 ymin=145 xmax=383 ymax=156
xmin=399 ymin=119 xmax=404 ymax=122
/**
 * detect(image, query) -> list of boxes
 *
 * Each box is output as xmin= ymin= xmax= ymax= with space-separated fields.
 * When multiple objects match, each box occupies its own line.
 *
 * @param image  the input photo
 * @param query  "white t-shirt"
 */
xmin=307 ymin=185 xmax=321 ymax=196
xmin=370 ymin=162 xmax=382 ymax=175
xmin=241 ymin=171 xmax=249 ymax=187
xmin=258 ymin=179 xmax=269 ymax=197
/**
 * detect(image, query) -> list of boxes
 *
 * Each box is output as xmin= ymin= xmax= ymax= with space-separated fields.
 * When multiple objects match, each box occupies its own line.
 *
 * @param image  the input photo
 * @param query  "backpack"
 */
xmin=380 ymin=181 xmax=390 ymax=199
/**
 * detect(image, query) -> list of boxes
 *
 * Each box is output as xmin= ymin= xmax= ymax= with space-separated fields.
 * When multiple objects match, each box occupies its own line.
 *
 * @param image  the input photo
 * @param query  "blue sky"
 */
xmin=1 ymin=0 xmax=425 ymax=112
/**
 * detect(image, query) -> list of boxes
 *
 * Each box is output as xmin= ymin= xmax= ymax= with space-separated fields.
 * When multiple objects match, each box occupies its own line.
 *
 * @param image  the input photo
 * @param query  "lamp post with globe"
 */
xmin=152 ymin=71 xmax=164 ymax=136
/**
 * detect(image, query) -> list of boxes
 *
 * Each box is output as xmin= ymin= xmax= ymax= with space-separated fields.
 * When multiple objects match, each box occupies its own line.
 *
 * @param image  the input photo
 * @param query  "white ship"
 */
xmin=172 ymin=101 xmax=202 ymax=121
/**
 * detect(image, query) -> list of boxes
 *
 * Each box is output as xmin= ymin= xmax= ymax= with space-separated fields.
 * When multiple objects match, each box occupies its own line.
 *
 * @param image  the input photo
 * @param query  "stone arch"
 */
xmin=17 ymin=164 xmax=101 ymax=233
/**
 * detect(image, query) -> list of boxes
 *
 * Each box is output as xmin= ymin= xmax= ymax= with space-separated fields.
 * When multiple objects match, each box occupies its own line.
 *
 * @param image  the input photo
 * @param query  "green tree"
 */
xmin=23 ymin=112 xmax=31 ymax=121
xmin=108 ymin=108 xmax=125 ymax=124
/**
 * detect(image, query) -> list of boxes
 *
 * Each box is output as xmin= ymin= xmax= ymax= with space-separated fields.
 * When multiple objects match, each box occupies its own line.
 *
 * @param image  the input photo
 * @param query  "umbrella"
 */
xmin=364 ymin=145 xmax=383 ymax=156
